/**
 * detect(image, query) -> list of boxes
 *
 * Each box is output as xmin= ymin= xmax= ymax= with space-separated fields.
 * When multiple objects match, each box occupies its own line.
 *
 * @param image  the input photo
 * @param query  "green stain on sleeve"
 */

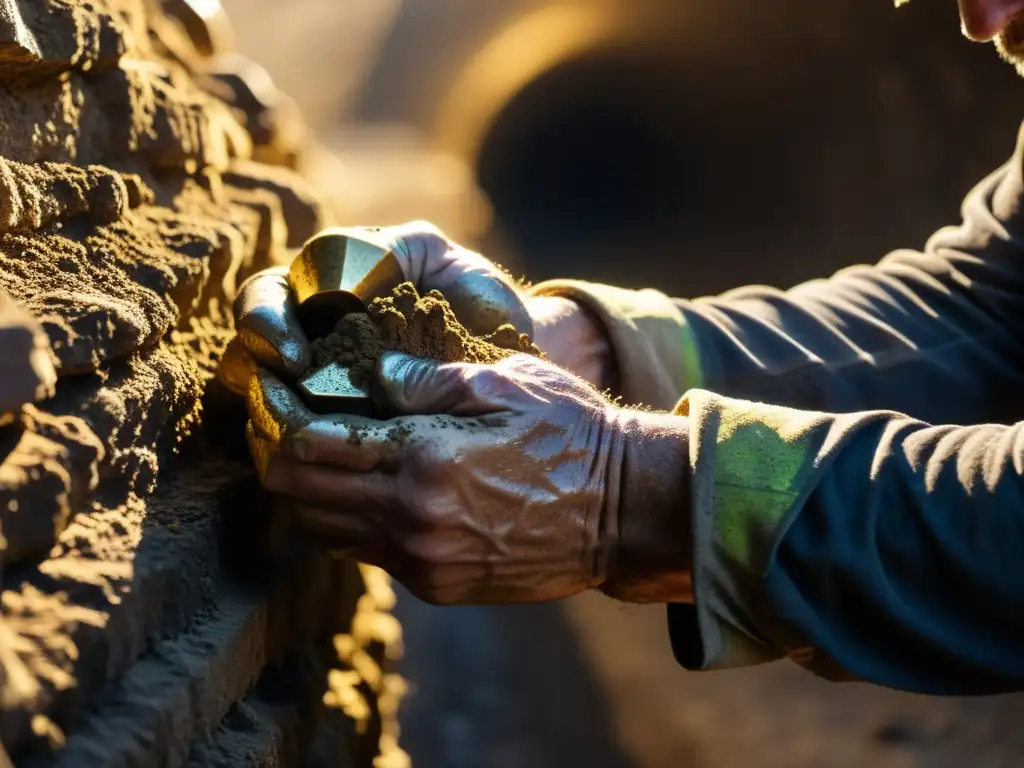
xmin=679 ymin=320 xmax=705 ymax=391
xmin=682 ymin=393 xmax=829 ymax=573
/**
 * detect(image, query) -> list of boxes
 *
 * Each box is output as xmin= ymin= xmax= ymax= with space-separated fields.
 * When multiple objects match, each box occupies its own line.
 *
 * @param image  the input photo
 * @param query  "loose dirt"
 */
xmin=309 ymin=282 xmax=540 ymax=388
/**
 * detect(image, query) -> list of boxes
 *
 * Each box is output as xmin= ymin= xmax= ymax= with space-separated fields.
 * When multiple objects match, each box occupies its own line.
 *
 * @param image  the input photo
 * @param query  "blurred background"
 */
xmin=218 ymin=0 xmax=1024 ymax=765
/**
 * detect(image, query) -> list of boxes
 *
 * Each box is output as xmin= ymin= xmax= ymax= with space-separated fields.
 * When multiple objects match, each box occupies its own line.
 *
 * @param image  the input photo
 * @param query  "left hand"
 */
xmin=245 ymin=352 xmax=692 ymax=605
xmin=218 ymin=221 xmax=533 ymax=395
xmin=218 ymin=221 xmax=616 ymax=397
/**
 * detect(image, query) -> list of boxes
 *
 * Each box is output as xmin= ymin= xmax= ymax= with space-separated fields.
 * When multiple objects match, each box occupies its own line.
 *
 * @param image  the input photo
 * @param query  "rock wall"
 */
xmin=0 ymin=1 xmax=406 ymax=765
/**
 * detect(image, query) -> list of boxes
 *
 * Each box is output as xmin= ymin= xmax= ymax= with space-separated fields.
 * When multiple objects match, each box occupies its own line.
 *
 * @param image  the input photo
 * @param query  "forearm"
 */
xmin=676 ymin=148 xmax=1024 ymax=423
xmin=674 ymin=238 xmax=1024 ymax=422
xmin=773 ymin=416 xmax=1024 ymax=693
xmin=676 ymin=391 xmax=1024 ymax=694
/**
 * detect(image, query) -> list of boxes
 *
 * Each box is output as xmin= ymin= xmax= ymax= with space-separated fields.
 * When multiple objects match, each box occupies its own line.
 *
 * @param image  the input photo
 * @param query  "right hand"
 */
xmin=219 ymin=221 xmax=537 ymax=396
xmin=245 ymin=351 xmax=693 ymax=605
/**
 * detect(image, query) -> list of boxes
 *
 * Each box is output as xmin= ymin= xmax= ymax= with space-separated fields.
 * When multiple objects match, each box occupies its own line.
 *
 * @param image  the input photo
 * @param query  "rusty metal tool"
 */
xmin=288 ymin=227 xmax=404 ymax=415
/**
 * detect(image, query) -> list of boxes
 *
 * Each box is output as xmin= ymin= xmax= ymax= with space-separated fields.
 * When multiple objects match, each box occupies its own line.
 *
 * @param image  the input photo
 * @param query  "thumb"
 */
xmin=374 ymin=352 xmax=508 ymax=416
xmin=234 ymin=267 xmax=311 ymax=379
xmin=247 ymin=367 xmax=315 ymax=443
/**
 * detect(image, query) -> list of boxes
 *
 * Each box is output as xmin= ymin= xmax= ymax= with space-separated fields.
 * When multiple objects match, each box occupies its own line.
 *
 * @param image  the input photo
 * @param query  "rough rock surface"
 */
xmin=0 ymin=1 xmax=405 ymax=765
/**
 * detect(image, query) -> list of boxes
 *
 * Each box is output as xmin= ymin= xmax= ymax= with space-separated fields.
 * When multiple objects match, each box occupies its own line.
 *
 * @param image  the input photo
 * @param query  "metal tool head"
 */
xmin=287 ymin=227 xmax=405 ymax=339
xmin=297 ymin=361 xmax=375 ymax=416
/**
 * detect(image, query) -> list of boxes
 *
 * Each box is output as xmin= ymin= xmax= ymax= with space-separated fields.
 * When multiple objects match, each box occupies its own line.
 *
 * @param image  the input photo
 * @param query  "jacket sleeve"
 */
xmin=671 ymin=390 xmax=1024 ymax=695
xmin=530 ymin=122 xmax=1024 ymax=694
xmin=530 ymin=121 xmax=1024 ymax=423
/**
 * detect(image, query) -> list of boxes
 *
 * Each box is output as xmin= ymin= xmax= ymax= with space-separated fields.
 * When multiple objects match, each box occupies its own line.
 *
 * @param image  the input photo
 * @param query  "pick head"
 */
xmin=288 ymin=227 xmax=405 ymax=338
xmin=296 ymin=361 xmax=374 ymax=416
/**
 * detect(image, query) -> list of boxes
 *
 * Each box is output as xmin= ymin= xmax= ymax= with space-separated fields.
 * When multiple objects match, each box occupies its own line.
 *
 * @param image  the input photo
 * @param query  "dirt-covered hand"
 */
xmin=245 ymin=352 xmax=693 ymax=605
xmin=218 ymin=222 xmax=533 ymax=396
xmin=382 ymin=220 xmax=534 ymax=338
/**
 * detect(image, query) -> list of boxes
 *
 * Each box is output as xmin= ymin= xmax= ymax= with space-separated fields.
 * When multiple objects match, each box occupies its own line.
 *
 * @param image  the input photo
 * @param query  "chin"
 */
xmin=996 ymin=18 xmax=1024 ymax=78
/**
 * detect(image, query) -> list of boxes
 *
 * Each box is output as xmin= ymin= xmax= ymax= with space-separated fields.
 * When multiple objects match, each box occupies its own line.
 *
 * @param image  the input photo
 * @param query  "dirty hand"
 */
xmin=218 ymin=222 xmax=614 ymax=395
xmin=220 ymin=222 xmax=529 ymax=392
xmin=245 ymin=352 xmax=692 ymax=605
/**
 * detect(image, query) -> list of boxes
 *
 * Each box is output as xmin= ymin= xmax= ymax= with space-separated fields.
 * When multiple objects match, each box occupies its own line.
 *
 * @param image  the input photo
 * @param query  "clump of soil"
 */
xmin=309 ymin=282 xmax=540 ymax=387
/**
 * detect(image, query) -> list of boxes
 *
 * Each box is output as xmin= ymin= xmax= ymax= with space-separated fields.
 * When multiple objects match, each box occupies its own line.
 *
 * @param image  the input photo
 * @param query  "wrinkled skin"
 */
xmin=246 ymin=352 xmax=691 ymax=605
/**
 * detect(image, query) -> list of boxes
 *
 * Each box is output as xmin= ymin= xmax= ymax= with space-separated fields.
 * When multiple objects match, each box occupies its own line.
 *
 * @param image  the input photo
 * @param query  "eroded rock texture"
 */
xmin=0 ymin=1 xmax=405 ymax=765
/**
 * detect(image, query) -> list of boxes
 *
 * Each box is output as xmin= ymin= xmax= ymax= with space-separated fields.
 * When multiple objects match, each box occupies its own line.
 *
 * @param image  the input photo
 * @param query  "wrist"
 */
xmin=601 ymin=409 xmax=693 ymax=604
xmin=527 ymin=295 xmax=618 ymax=392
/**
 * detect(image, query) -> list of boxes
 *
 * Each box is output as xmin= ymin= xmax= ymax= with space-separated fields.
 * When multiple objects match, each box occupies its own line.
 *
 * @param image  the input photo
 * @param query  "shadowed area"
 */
xmin=394 ymin=593 xmax=637 ymax=768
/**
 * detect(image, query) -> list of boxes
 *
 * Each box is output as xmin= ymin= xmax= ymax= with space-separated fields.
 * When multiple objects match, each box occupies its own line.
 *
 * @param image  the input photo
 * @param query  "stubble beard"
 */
xmin=995 ymin=13 xmax=1024 ymax=77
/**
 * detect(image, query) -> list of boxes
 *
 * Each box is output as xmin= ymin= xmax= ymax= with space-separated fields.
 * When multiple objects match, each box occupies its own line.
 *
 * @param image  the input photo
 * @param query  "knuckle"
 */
xmin=461 ymin=362 xmax=503 ymax=390
xmin=397 ymin=485 xmax=439 ymax=529
xmin=468 ymin=363 xmax=522 ymax=400
xmin=403 ymin=219 xmax=446 ymax=240
xmin=501 ymin=352 xmax=547 ymax=375
xmin=401 ymin=361 xmax=434 ymax=400
xmin=390 ymin=221 xmax=449 ymax=255
xmin=235 ymin=269 xmax=288 ymax=318
xmin=500 ymin=353 xmax=577 ymax=392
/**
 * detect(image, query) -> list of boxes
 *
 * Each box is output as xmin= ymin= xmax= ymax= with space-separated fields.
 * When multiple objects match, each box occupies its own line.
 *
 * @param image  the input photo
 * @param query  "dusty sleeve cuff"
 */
xmin=669 ymin=389 xmax=834 ymax=670
xmin=529 ymin=279 xmax=701 ymax=410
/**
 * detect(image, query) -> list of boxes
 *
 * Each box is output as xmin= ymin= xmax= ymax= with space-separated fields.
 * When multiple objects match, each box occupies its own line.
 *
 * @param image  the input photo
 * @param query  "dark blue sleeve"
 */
xmin=662 ymin=122 xmax=1024 ymax=693
xmin=672 ymin=122 xmax=1024 ymax=425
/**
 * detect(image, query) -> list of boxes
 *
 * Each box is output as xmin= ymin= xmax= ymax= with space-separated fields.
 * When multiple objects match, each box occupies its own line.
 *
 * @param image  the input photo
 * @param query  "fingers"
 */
xmin=248 ymin=366 xmax=406 ymax=470
xmin=287 ymin=415 xmax=405 ymax=470
xmin=384 ymin=221 xmax=533 ymax=336
xmin=387 ymin=220 xmax=486 ymax=288
xmin=234 ymin=266 xmax=310 ymax=378
xmin=292 ymin=503 xmax=375 ymax=538
xmin=374 ymin=352 xmax=512 ymax=416
xmin=247 ymin=367 xmax=315 ymax=443
xmin=382 ymin=220 xmax=448 ymax=286
xmin=445 ymin=271 xmax=534 ymax=337
xmin=248 ymin=421 xmax=396 ymax=516
xmin=289 ymin=503 xmax=393 ymax=570
xmin=263 ymin=453 xmax=395 ymax=508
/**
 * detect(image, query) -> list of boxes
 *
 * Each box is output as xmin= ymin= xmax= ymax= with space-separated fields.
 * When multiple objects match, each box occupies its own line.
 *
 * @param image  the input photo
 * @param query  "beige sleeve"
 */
xmin=529 ymin=280 xmax=702 ymax=410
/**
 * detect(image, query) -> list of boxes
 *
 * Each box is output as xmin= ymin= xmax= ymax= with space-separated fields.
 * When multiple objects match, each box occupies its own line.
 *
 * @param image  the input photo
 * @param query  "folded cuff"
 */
xmin=670 ymin=389 xmax=833 ymax=670
xmin=529 ymin=279 xmax=700 ymax=410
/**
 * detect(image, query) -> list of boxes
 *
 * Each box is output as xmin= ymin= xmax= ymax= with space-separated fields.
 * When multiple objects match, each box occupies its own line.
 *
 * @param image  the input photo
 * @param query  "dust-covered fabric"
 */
xmin=530 ymin=120 xmax=1024 ymax=694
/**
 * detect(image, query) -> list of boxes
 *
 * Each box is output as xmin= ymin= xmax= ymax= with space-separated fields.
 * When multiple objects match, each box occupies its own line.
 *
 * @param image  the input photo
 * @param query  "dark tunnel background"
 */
xmin=476 ymin=0 xmax=1024 ymax=298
